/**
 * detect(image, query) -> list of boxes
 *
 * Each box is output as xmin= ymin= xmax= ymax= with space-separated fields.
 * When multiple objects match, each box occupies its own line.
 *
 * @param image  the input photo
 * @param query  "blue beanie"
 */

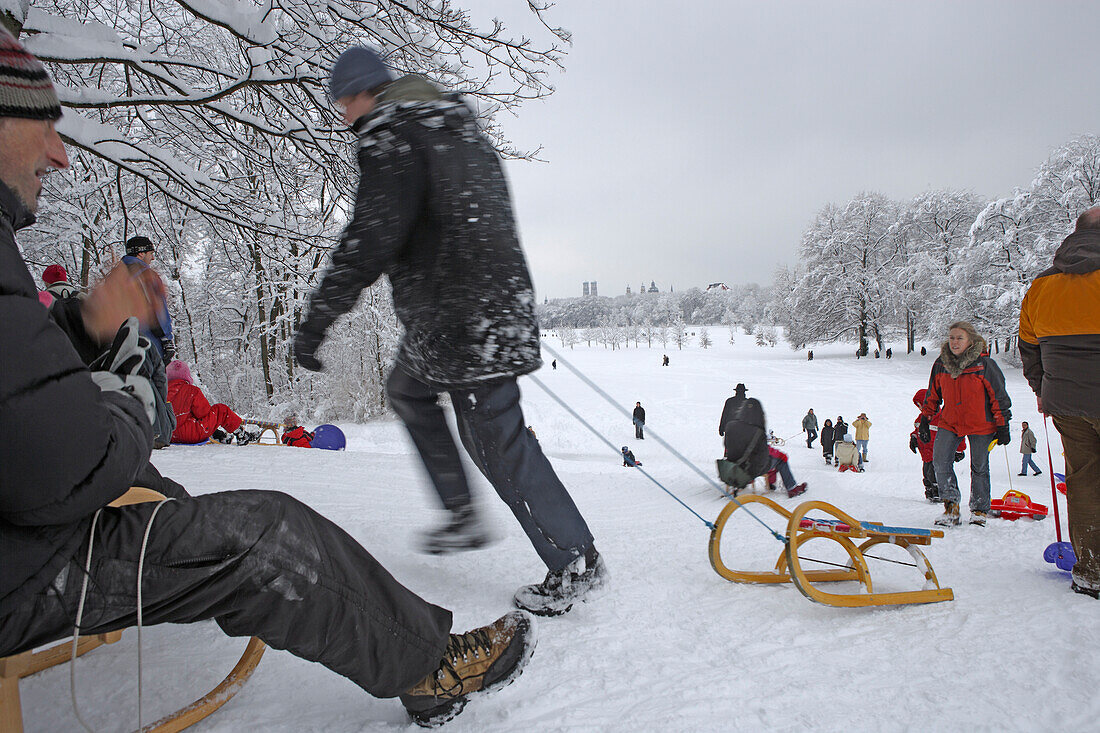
xmin=329 ymin=47 xmax=393 ymax=100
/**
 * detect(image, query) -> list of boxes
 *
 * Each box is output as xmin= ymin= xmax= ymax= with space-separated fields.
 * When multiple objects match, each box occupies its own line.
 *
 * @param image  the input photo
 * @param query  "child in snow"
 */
xmin=820 ymin=419 xmax=835 ymax=465
xmin=281 ymin=416 xmax=315 ymax=448
xmin=166 ymin=360 xmax=256 ymax=445
xmin=621 ymin=446 xmax=641 ymax=467
xmin=766 ymin=446 xmax=807 ymax=497
xmin=909 ymin=389 xmax=965 ymax=502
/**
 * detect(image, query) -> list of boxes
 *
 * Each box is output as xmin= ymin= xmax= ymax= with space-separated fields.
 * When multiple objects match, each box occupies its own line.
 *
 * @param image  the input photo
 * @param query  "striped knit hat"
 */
xmin=0 ymin=27 xmax=62 ymax=120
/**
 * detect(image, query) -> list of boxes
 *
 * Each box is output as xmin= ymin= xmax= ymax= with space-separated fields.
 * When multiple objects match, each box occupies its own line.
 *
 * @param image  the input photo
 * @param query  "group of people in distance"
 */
xmin=1 ymin=25 xmax=1096 ymax=733
xmin=803 ymin=410 xmax=870 ymax=471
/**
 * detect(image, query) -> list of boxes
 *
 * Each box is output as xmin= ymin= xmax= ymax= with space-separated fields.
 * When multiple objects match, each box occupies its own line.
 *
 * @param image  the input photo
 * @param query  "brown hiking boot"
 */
xmin=970 ymin=510 xmax=987 ymax=526
xmin=935 ymin=501 xmax=961 ymax=527
xmin=401 ymin=611 xmax=536 ymax=727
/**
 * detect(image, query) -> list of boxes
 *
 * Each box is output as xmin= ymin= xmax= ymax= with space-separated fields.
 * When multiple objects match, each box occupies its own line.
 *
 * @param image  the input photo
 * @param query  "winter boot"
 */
xmin=419 ymin=505 xmax=494 ymax=555
xmin=400 ymin=611 xmax=536 ymax=727
xmin=232 ymin=427 xmax=257 ymax=446
xmin=935 ymin=502 xmax=961 ymax=527
xmin=787 ymin=483 xmax=807 ymax=498
xmin=970 ymin=510 xmax=987 ymax=527
xmin=925 ymin=486 xmax=942 ymax=503
xmin=1071 ymin=581 xmax=1099 ymax=599
xmin=211 ymin=428 xmax=232 ymax=444
xmin=513 ymin=547 xmax=607 ymax=617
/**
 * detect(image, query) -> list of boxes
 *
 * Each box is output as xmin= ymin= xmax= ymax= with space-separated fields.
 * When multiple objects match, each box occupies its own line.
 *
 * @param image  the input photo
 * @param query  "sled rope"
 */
xmin=136 ymin=498 xmax=175 ymax=730
xmin=800 ymin=553 xmax=918 ymax=570
xmin=535 ymin=342 xmax=787 ymax=543
xmin=71 ymin=509 xmax=104 ymax=732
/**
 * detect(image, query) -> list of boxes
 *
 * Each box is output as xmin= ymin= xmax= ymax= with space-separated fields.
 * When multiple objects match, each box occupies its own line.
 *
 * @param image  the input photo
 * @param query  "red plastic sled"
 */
xmin=989 ymin=490 xmax=1048 ymax=521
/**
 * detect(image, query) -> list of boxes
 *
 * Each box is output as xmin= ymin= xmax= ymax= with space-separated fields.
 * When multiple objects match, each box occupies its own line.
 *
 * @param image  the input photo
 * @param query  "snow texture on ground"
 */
xmin=21 ymin=335 xmax=1098 ymax=732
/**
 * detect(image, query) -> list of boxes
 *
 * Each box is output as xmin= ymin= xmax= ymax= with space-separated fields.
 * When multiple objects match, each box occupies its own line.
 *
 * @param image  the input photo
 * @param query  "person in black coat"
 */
xmin=718 ymin=383 xmax=749 ymax=436
xmin=633 ymin=401 xmax=646 ymax=439
xmin=0 ymin=34 xmax=531 ymax=727
xmin=293 ymin=48 xmax=601 ymax=617
xmin=820 ymin=419 xmax=836 ymax=464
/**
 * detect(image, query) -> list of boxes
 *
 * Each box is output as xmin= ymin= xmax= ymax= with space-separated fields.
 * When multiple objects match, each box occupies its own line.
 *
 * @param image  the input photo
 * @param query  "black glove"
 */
xmin=918 ymin=416 xmax=931 ymax=444
xmin=161 ymin=338 xmax=176 ymax=362
xmin=89 ymin=317 xmax=156 ymax=424
xmin=954 ymin=451 xmax=965 ymax=463
xmin=294 ymin=328 xmax=325 ymax=372
xmin=909 ymin=435 xmax=918 ymax=454
xmin=995 ymin=424 xmax=1010 ymax=446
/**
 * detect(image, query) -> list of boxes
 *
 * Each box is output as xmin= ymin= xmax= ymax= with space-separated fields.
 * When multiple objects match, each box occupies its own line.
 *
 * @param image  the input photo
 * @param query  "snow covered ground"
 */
xmin=23 ymin=334 xmax=1098 ymax=732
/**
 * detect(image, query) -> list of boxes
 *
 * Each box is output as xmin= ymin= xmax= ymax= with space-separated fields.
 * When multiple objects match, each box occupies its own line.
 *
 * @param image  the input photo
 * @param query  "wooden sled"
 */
xmin=708 ymin=495 xmax=954 ymax=608
xmin=246 ymin=420 xmax=284 ymax=446
xmin=0 ymin=488 xmax=266 ymax=733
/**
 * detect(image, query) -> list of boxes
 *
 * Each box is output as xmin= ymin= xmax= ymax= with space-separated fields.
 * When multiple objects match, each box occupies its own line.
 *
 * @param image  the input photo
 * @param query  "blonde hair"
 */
xmin=947 ymin=320 xmax=982 ymax=344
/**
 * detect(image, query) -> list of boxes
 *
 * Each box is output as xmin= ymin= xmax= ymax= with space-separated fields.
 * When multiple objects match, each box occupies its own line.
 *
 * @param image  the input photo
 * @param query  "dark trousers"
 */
xmin=769 ymin=456 xmax=797 ymax=490
xmin=806 ymin=429 xmax=817 ymax=448
xmin=634 ymin=419 xmax=644 ymax=439
xmin=387 ymin=364 xmax=594 ymax=572
xmin=923 ymin=461 xmax=938 ymax=491
xmin=1051 ymin=416 xmax=1100 ymax=589
xmin=933 ymin=429 xmax=994 ymax=511
xmin=0 ymin=491 xmax=451 ymax=699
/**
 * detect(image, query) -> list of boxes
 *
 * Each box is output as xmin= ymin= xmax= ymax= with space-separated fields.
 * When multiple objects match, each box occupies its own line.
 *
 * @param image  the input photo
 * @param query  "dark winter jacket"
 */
xmin=632 ymin=405 xmax=645 ymax=425
xmin=921 ymin=336 xmax=1011 ymax=436
xmin=299 ymin=75 xmax=541 ymax=389
xmin=718 ymin=391 xmax=748 ymax=436
xmin=0 ymin=180 xmax=153 ymax=615
xmin=1019 ymin=228 xmax=1100 ymax=418
xmin=833 ymin=420 xmax=848 ymax=442
xmin=820 ymin=424 xmax=835 ymax=452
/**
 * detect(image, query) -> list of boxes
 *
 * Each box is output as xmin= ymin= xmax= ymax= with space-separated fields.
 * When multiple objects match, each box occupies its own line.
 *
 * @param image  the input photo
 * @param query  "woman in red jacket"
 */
xmin=920 ymin=322 xmax=1012 ymax=527
xmin=166 ymin=360 xmax=254 ymax=445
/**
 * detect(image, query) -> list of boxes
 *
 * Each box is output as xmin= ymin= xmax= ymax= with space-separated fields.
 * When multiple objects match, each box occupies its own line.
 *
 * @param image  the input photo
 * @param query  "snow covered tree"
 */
xmin=698 ymin=326 xmax=712 ymax=349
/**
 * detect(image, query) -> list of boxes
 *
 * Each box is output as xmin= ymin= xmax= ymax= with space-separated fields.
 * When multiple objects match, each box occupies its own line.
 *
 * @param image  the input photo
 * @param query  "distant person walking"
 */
xmin=853 ymin=413 xmax=872 ymax=462
xmin=551 ymin=359 xmax=556 ymax=370
xmin=820 ymin=419 xmax=835 ymax=465
xmin=718 ymin=383 xmax=749 ymax=436
xmin=802 ymin=408 xmax=819 ymax=448
xmin=1018 ymin=421 xmax=1042 ymax=476
xmin=633 ymin=401 xmax=646 ymax=440
xmin=662 ymin=354 xmax=669 ymax=366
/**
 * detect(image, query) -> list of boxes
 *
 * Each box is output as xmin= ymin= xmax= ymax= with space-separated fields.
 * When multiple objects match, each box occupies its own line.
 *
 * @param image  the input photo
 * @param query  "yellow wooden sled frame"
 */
xmin=0 ymin=488 xmax=266 ymax=733
xmin=708 ymin=495 xmax=954 ymax=607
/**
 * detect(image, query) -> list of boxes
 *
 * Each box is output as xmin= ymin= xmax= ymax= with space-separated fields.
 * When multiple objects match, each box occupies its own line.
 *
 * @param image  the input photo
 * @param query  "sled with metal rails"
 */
xmin=708 ymin=495 xmax=954 ymax=608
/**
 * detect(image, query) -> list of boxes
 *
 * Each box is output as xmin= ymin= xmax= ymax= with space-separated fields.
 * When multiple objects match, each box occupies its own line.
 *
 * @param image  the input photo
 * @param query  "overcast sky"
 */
xmin=484 ymin=1 xmax=1100 ymax=300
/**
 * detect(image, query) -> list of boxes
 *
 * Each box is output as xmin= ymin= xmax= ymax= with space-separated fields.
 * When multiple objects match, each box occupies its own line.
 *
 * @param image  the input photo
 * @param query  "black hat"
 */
xmin=735 ymin=383 xmax=747 ymax=394
xmin=125 ymin=236 xmax=154 ymax=256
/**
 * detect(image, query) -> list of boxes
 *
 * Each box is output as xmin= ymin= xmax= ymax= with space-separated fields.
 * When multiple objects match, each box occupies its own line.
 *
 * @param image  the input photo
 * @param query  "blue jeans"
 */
xmin=387 ymin=364 xmax=594 ymax=571
xmin=856 ymin=439 xmax=869 ymax=460
xmin=1021 ymin=454 xmax=1042 ymax=474
xmin=933 ymin=429 xmax=994 ymax=511
xmin=769 ymin=455 xmax=797 ymax=490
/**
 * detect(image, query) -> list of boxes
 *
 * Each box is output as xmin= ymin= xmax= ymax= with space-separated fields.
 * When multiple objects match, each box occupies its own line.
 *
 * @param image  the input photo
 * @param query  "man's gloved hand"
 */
xmin=294 ymin=328 xmax=325 ymax=372
xmin=89 ymin=317 xmax=157 ymax=424
xmin=909 ymin=435 xmax=919 ymax=454
xmin=161 ymin=338 xmax=176 ymax=362
xmin=918 ymin=416 xmax=931 ymax=444
xmin=995 ymin=424 xmax=1011 ymax=446
xmin=954 ymin=451 xmax=966 ymax=463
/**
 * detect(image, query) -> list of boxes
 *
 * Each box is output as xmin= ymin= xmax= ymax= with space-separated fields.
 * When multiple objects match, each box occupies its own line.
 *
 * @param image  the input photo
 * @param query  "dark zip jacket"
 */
xmin=299 ymin=75 xmax=541 ymax=389
xmin=0 ymin=180 xmax=152 ymax=615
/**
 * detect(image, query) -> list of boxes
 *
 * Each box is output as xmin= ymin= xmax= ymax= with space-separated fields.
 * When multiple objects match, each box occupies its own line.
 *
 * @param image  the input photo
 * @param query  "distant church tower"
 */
xmin=582 ymin=281 xmax=589 ymax=297
xmin=590 ymin=281 xmax=598 ymax=297
xmin=626 ymin=284 xmax=632 ymax=295
xmin=648 ymin=280 xmax=659 ymax=293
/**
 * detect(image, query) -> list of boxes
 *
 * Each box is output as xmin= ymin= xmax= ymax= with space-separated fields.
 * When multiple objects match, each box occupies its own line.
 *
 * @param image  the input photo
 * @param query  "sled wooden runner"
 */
xmin=0 ymin=488 xmax=267 ymax=733
xmin=708 ymin=495 xmax=954 ymax=608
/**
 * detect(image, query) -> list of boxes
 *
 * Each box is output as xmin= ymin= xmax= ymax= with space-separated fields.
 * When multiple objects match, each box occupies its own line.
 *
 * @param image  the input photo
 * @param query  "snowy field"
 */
xmin=23 ymin=334 xmax=1098 ymax=732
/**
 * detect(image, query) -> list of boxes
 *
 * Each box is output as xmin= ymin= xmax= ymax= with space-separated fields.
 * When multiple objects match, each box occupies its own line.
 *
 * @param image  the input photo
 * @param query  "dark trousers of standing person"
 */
xmin=0 ymin=491 xmax=452 ymax=698
xmin=806 ymin=429 xmax=817 ymax=448
xmin=386 ymin=363 xmax=595 ymax=572
xmin=1051 ymin=416 xmax=1100 ymax=590
xmin=933 ymin=429 xmax=995 ymax=512
xmin=634 ymin=419 xmax=644 ymax=440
